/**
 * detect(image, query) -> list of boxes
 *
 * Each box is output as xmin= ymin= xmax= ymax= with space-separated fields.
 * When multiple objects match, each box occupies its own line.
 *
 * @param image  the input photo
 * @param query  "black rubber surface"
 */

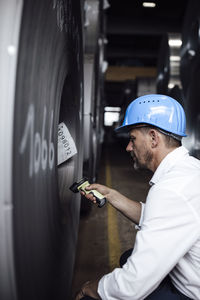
xmin=156 ymin=34 xmax=170 ymax=95
xmin=180 ymin=0 xmax=200 ymax=159
xmin=13 ymin=0 xmax=83 ymax=299
xmin=180 ymin=0 xmax=200 ymax=96
xmin=182 ymin=61 xmax=200 ymax=159
xmin=81 ymin=0 xmax=106 ymax=214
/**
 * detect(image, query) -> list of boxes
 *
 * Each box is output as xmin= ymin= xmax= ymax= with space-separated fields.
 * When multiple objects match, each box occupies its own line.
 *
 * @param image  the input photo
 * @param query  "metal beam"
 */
xmin=107 ymin=48 xmax=158 ymax=59
xmin=107 ymin=17 xmax=181 ymax=35
xmin=106 ymin=66 xmax=157 ymax=81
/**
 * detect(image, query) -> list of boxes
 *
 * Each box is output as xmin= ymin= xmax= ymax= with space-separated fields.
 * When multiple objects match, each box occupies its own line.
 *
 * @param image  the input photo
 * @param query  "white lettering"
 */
xmin=41 ymin=107 xmax=48 ymax=170
xmin=19 ymin=104 xmax=55 ymax=177
xmin=34 ymin=132 xmax=41 ymax=174
xmin=19 ymin=104 xmax=34 ymax=177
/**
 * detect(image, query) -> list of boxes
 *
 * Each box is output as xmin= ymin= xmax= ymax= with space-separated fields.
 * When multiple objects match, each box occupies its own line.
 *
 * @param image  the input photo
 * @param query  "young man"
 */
xmin=75 ymin=94 xmax=200 ymax=300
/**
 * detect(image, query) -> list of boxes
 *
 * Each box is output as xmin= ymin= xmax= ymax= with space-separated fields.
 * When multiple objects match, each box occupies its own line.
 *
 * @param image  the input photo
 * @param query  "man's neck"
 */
xmin=150 ymin=146 xmax=179 ymax=173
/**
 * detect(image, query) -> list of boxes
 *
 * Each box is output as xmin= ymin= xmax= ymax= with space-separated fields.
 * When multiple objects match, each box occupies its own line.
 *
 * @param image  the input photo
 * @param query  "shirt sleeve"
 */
xmin=98 ymin=187 xmax=200 ymax=300
xmin=135 ymin=202 xmax=145 ymax=230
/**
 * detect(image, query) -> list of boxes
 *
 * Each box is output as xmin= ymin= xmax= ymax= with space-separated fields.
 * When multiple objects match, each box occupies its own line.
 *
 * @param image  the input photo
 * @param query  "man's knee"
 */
xmin=119 ymin=248 xmax=133 ymax=267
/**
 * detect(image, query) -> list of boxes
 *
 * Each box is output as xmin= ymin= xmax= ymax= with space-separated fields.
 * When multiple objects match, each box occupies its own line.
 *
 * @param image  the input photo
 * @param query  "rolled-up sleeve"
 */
xmin=98 ymin=187 xmax=200 ymax=300
xmin=135 ymin=202 xmax=145 ymax=230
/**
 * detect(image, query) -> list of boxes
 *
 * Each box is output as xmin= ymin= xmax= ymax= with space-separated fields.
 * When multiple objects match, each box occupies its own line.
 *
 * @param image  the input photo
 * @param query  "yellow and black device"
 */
xmin=69 ymin=177 xmax=106 ymax=208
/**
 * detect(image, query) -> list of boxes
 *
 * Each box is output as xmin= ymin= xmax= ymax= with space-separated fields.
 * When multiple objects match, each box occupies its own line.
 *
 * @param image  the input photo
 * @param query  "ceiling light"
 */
xmin=104 ymin=107 xmax=121 ymax=112
xmin=170 ymin=56 xmax=180 ymax=62
xmin=168 ymin=83 xmax=175 ymax=89
xmin=168 ymin=39 xmax=182 ymax=47
xmin=142 ymin=2 xmax=156 ymax=8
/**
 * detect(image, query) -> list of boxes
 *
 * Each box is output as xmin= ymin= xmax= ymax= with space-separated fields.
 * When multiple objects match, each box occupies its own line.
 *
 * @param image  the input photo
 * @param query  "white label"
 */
xmin=57 ymin=122 xmax=77 ymax=165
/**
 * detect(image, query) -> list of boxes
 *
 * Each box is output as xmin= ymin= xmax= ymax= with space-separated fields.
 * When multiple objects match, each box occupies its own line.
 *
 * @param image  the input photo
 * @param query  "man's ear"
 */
xmin=148 ymin=129 xmax=159 ymax=148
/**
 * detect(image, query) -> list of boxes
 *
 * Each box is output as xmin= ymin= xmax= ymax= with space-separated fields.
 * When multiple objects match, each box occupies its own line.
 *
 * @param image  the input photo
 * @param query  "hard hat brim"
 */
xmin=115 ymin=124 xmax=135 ymax=133
xmin=115 ymin=122 xmax=187 ymax=138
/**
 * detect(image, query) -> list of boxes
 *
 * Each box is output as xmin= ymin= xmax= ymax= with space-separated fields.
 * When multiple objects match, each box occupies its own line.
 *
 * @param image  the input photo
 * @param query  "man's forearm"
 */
xmin=84 ymin=183 xmax=142 ymax=224
xmin=108 ymin=189 xmax=142 ymax=224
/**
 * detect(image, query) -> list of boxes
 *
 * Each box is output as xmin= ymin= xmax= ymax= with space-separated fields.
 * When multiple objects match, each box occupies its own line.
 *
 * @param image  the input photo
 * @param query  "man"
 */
xmin=75 ymin=94 xmax=200 ymax=300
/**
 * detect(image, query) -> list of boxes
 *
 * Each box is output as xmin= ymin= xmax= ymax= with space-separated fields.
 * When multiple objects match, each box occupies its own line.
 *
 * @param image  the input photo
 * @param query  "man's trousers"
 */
xmin=80 ymin=249 xmax=192 ymax=300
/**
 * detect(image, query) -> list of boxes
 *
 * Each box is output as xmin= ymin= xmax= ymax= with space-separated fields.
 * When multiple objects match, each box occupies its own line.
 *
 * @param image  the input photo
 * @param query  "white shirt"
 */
xmin=98 ymin=146 xmax=200 ymax=299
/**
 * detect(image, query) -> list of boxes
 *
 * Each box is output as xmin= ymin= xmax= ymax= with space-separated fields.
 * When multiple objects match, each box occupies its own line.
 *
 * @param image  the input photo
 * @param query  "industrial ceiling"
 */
xmin=104 ymin=0 xmax=189 ymax=106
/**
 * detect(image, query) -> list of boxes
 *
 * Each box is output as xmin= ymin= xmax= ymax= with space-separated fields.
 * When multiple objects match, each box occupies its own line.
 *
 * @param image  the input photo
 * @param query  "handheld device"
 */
xmin=69 ymin=177 xmax=106 ymax=208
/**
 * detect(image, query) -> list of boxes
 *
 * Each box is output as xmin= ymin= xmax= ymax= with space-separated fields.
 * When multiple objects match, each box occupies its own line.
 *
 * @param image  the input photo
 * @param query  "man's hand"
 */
xmin=75 ymin=279 xmax=101 ymax=300
xmin=82 ymin=183 xmax=115 ymax=204
xmin=82 ymin=183 xmax=142 ymax=224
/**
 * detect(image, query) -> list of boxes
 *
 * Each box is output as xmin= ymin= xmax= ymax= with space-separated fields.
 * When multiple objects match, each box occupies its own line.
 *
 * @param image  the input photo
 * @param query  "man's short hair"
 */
xmin=137 ymin=125 xmax=182 ymax=148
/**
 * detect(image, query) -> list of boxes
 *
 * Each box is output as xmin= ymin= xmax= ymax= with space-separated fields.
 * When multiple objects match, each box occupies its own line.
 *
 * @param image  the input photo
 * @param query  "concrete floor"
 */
xmin=70 ymin=138 xmax=152 ymax=299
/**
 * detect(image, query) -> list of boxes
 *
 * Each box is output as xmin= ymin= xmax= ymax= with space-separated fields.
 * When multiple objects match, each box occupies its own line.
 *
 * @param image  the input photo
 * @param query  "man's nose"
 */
xmin=126 ymin=141 xmax=132 ymax=152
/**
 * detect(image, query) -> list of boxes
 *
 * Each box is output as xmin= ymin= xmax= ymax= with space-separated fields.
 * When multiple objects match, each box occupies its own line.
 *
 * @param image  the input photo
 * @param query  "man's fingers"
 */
xmin=74 ymin=281 xmax=90 ymax=300
xmin=74 ymin=291 xmax=82 ymax=300
xmin=85 ymin=183 xmax=109 ymax=197
xmin=87 ymin=193 xmax=97 ymax=203
xmin=81 ymin=191 xmax=97 ymax=203
xmin=85 ymin=183 xmax=100 ymax=191
xmin=75 ymin=288 xmax=86 ymax=300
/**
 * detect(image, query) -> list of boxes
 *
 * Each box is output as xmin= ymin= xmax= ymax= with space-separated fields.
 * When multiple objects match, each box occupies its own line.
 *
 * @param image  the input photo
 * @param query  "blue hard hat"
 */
xmin=115 ymin=94 xmax=187 ymax=137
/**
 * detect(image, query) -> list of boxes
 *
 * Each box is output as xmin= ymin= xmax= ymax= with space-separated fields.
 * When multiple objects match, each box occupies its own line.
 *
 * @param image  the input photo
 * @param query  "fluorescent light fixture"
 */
xmin=104 ymin=106 xmax=121 ymax=112
xmin=104 ymin=107 xmax=121 ymax=126
xmin=170 ymin=56 xmax=181 ymax=62
xmin=142 ymin=2 xmax=156 ymax=8
xmin=168 ymin=39 xmax=182 ymax=47
xmin=168 ymin=83 xmax=175 ymax=89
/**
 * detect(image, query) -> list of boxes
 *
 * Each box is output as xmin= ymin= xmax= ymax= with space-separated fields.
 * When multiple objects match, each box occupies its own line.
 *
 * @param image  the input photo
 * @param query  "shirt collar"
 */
xmin=149 ymin=146 xmax=189 ymax=186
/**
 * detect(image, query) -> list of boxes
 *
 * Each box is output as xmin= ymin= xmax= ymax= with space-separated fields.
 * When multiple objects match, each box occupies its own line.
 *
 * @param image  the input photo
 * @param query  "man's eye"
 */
xmin=130 ymin=138 xmax=135 ymax=143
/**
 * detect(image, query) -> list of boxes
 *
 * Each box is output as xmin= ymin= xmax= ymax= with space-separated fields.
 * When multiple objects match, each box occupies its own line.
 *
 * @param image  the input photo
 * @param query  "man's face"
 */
xmin=126 ymin=128 xmax=153 ymax=170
